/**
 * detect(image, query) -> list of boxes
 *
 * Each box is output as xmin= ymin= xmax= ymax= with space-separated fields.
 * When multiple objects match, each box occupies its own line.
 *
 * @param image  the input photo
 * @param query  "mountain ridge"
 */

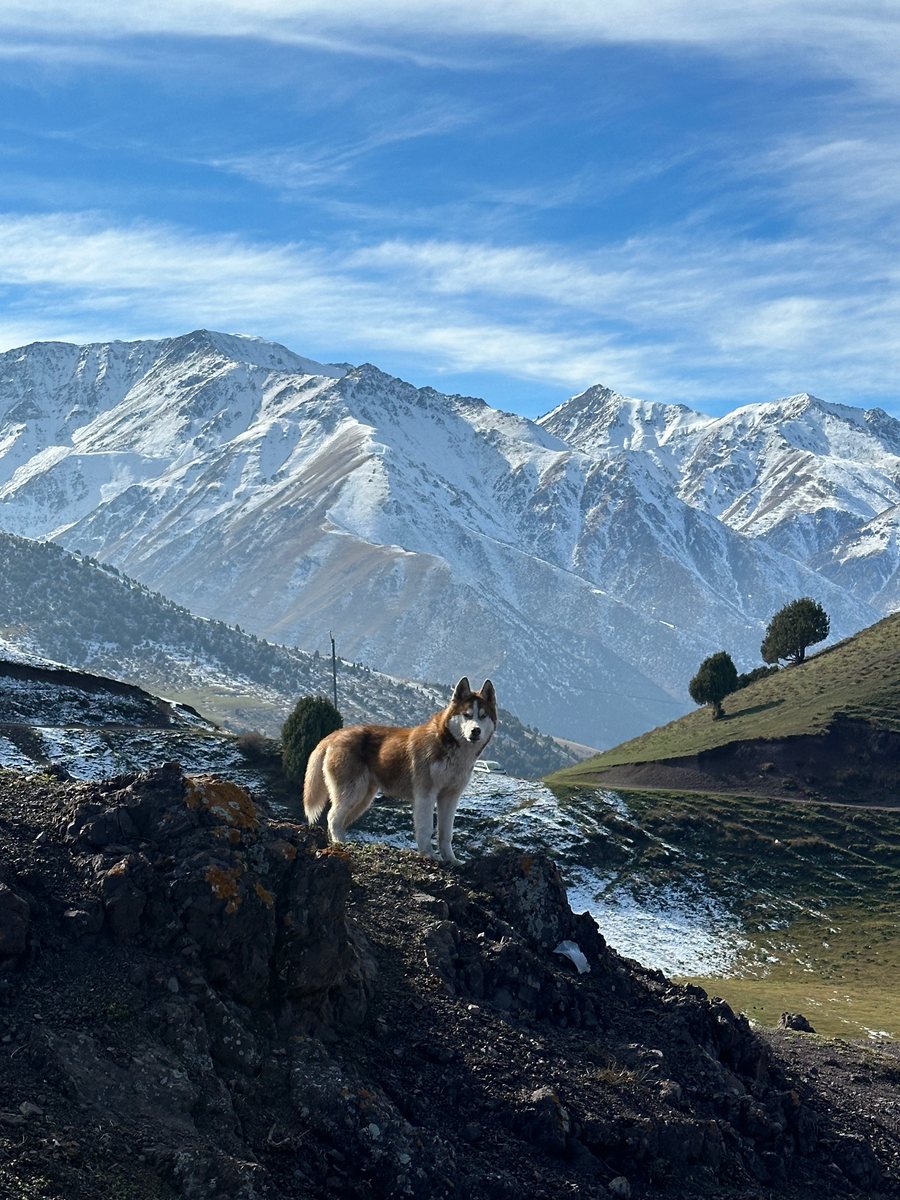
xmin=0 ymin=530 xmax=571 ymax=779
xmin=0 ymin=329 xmax=890 ymax=747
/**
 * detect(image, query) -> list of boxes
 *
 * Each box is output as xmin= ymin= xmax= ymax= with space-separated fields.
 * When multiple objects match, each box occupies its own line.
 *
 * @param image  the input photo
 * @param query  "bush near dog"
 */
xmin=282 ymin=695 xmax=343 ymax=786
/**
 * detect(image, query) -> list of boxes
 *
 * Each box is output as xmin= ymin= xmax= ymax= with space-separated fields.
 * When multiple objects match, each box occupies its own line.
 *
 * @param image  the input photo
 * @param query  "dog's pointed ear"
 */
xmin=451 ymin=677 xmax=471 ymax=702
xmin=480 ymin=679 xmax=495 ymax=704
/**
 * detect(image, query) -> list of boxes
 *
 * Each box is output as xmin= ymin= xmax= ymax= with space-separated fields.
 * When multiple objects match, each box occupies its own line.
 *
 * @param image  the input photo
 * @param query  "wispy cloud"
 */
xmin=2 ymin=1 xmax=900 ymax=93
xmin=207 ymin=102 xmax=477 ymax=194
xmin=2 ymin=210 xmax=900 ymax=411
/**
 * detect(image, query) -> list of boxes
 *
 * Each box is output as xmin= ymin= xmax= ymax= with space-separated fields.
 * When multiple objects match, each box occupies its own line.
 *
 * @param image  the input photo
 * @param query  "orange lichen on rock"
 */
xmin=269 ymin=839 xmax=297 ymax=862
xmin=320 ymin=846 xmax=353 ymax=866
xmin=205 ymin=864 xmax=244 ymax=914
xmin=255 ymin=881 xmax=275 ymax=906
xmin=185 ymin=776 xmax=258 ymax=830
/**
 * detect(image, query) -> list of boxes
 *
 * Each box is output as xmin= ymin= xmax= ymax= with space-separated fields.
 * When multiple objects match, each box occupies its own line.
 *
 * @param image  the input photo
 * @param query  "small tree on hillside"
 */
xmin=689 ymin=651 xmax=738 ymax=720
xmin=282 ymin=695 xmax=343 ymax=786
xmin=761 ymin=597 xmax=830 ymax=665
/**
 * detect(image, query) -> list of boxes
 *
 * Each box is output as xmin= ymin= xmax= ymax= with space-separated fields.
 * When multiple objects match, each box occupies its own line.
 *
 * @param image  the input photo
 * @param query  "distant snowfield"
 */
xmin=355 ymin=774 xmax=748 ymax=979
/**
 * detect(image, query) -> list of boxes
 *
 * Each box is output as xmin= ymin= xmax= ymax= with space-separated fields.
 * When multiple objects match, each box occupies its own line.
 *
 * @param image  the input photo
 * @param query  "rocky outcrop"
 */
xmin=55 ymin=763 xmax=375 ymax=1024
xmin=0 ymin=768 xmax=896 ymax=1200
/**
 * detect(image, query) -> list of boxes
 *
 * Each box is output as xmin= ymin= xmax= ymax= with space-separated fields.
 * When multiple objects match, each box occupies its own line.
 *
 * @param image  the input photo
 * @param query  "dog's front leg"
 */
xmin=436 ymin=792 xmax=462 ymax=865
xmin=413 ymin=793 xmax=439 ymax=860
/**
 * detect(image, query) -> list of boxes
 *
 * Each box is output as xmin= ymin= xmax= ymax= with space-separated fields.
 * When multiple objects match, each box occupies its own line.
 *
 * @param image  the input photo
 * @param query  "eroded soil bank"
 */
xmin=0 ymin=765 xmax=898 ymax=1199
xmin=591 ymin=719 xmax=900 ymax=805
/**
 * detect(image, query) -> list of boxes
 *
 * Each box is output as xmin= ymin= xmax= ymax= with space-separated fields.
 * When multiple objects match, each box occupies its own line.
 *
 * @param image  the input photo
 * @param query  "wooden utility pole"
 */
xmin=330 ymin=632 xmax=338 ymax=710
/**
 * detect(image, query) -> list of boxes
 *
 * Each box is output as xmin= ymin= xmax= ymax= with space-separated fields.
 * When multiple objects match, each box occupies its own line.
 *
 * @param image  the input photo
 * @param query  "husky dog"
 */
xmin=303 ymin=677 xmax=496 ymax=864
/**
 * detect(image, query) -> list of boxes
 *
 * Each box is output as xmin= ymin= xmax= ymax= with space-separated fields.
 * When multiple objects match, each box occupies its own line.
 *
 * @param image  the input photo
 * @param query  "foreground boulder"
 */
xmin=59 ymin=764 xmax=373 ymax=1024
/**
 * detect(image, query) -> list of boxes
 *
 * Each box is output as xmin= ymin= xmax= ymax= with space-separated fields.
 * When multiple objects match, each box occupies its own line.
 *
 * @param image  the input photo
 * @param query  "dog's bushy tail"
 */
xmin=303 ymin=740 xmax=330 ymax=825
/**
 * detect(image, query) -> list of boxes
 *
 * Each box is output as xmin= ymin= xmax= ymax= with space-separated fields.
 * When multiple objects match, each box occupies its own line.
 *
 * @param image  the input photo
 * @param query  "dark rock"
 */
xmin=466 ymin=850 xmax=575 ymax=950
xmin=59 ymin=766 xmax=376 ymax=1024
xmin=410 ymin=890 xmax=450 ymax=918
xmin=100 ymin=854 xmax=149 ymax=942
xmin=65 ymin=802 xmax=138 ymax=848
xmin=61 ymin=902 xmax=104 ymax=941
xmin=0 ymin=882 xmax=30 ymax=957
xmin=779 ymin=1012 xmax=816 ymax=1033
xmin=832 ymin=1133 xmax=883 ymax=1190
xmin=423 ymin=920 xmax=461 ymax=995
xmin=517 ymin=1086 xmax=571 ymax=1155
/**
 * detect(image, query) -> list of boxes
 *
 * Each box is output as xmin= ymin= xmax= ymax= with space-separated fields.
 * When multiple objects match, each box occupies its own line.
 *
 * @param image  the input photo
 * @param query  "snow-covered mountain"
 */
xmin=0 ymin=331 xmax=885 ymax=748
xmin=542 ymin=387 xmax=900 ymax=567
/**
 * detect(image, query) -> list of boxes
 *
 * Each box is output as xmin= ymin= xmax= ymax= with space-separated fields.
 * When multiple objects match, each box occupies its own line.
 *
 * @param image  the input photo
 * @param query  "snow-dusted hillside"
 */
xmin=0 ymin=532 xmax=570 ymax=779
xmin=0 ymin=331 xmax=885 ymax=747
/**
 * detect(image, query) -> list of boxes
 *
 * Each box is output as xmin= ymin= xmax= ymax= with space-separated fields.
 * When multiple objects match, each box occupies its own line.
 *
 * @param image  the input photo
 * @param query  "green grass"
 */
xmin=164 ymin=685 xmax=285 ymax=735
xmin=547 ymin=611 xmax=900 ymax=785
xmin=686 ymin=905 xmax=900 ymax=1039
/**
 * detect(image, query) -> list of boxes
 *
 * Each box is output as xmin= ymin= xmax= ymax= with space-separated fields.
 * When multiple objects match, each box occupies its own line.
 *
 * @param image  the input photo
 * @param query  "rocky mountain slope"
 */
xmin=0 ymin=763 xmax=896 ymax=1200
xmin=0 ymin=332 xmax=883 ymax=750
xmin=0 ymin=532 xmax=572 ymax=780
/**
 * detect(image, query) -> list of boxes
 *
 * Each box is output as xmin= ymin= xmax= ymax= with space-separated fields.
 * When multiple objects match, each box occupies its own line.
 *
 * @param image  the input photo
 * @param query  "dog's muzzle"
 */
xmin=469 ymin=728 xmax=481 ymax=742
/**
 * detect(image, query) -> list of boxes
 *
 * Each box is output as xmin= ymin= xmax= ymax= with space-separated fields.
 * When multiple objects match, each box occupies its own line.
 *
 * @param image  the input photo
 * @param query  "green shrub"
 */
xmin=281 ymin=695 xmax=343 ymax=784
xmin=735 ymin=664 xmax=780 ymax=690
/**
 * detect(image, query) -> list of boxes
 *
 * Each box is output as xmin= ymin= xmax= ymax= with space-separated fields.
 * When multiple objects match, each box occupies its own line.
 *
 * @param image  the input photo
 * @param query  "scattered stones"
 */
xmin=0 ymin=766 xmax=895 ymax=1200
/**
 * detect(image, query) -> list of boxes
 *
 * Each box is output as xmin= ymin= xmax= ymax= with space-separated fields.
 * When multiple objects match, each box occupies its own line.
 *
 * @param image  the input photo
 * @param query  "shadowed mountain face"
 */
xmin=0 ymin=331 xmax=883 ymax=747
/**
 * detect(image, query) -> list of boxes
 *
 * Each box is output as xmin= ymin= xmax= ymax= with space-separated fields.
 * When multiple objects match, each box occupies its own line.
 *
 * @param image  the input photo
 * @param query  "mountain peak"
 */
xmin=156 ymin=329 xmax=348 ymax=379
xmin=539 ymin=383 xmax=709 ymax=457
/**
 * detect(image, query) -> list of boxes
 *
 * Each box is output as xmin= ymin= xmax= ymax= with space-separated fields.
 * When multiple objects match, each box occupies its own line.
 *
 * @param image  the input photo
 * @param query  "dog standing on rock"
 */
xmin=303 ymin=677 xmax=496 ymax=864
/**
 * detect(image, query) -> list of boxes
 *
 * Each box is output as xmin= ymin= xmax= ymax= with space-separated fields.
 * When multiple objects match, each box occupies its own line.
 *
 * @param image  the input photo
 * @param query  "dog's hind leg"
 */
xmin=413 ymin=792 xmax=439 ymax=860
xmin=436 ymin=791 xmax=463 ymax=865
xmin=327 ymin=772 xmax=379 ymax=844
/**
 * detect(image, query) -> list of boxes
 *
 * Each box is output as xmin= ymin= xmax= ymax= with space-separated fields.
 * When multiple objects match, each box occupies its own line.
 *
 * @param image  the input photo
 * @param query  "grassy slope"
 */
xmin=602 ymin=787 xmax=900 ymax=1038
xmin=548 ymin=611 xmax=900 ymax=784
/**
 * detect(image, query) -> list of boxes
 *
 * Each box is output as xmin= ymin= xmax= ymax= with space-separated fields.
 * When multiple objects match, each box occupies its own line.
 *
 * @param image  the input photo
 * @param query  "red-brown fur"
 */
xmin=303 ymin=677 xmax=496 ymax=863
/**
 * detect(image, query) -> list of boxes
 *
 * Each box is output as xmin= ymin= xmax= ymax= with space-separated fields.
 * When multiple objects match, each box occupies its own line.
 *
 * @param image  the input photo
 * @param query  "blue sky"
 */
xmin=1 ymin=3 xmax=900 ymax=417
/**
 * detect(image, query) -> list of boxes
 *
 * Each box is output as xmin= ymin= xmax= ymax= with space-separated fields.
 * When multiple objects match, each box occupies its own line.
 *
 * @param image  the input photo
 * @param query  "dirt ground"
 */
xmin=590 ymin=720 xmax=900 ymax=807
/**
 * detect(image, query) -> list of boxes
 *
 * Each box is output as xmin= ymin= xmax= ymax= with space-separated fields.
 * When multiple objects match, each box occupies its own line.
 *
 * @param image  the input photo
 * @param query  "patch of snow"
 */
xmin=355 ymin=776 xmax=748 ymax=978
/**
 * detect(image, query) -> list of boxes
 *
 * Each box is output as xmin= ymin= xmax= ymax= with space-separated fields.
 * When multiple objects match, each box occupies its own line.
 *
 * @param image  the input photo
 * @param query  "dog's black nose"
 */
xmin=470 ymin=728 xmax=481 ymax=741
